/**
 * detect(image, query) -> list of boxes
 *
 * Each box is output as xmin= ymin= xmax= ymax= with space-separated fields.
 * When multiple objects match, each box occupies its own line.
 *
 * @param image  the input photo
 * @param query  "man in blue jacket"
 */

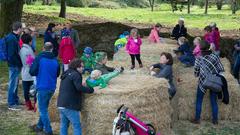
xmin=6 ymin=22 xmax=23 ymax=110
xmin=29 ymin=42 xmax=60 ymax=135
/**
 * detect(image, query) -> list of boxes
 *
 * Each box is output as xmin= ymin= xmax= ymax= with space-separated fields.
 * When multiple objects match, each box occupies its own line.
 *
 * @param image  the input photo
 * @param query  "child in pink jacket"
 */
xmin=126 ymin=28 xmax=143 ymax=69
xmin=148 ymin=23 xmax=162 ymax=43
xmin=193 ymin=37 xmax=201 ymax=58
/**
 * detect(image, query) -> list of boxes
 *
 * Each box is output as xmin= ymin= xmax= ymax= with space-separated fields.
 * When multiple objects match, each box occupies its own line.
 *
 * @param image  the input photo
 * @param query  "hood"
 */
xmin=38 ymin=51 xmax=56 ymax=59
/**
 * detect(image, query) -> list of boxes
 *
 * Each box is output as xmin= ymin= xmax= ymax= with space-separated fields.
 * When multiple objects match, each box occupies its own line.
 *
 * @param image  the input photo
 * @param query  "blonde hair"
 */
xmin=193 ymin=37 xmax=201 ymax=43
xmin=130 ymin=28 xmax=139 ymax=37
xmin=178 ymin=36 xmax=188 ymax=45
xmin=90 ymin=70 xmax=102 ymax=80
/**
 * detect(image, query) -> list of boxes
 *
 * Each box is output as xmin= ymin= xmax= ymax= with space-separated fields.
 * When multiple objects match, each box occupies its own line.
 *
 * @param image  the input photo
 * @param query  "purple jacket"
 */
xmin=126 ymin=37 xmax=142 ymax=54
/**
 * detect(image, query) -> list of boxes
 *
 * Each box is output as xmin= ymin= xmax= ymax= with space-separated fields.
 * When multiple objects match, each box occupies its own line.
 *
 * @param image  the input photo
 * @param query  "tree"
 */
xmin=231 ymin=0 xmax=237 ymax=14
xmin=42 ymin=0 xmax=52 ymax=5
xmin=0 ymin=0 xmax=24 ymax=37
xmin=148 ymin=0 xmax=155 ymax=11
xmin=204 ymin=0 xmax=208 ymax=14
xmin=59 ymin=0 xmax=66 ymax=18
xmin=216 ymin=0 xmax=223 ymax=10
xmin=187 ymin=0 xmax=191 ymax=14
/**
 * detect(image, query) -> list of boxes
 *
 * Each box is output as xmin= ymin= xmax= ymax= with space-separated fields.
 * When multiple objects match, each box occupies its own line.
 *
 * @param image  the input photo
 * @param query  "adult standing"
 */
xmin=29 ymin=42 xmax=60 ymax=135
xmin=192 ymin=40 xmax=224 ymax=125
xmin=171 ymin=18 xmax=187 ymax=40
xmin=44 ymin=23 xmax=59 ymax=57
xmin=61 ymin=22 xmax=80 ymax=49
xmin=57 ymin=59 xmax=94 ymax=135
xmin=6 ymin=22 xmax=23 ymax=110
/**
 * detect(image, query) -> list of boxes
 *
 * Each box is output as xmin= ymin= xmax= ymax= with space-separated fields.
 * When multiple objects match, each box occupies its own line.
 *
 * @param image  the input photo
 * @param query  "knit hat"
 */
xmin=209 ymin=22 xmax=217 ymax=28
xmin=95 ymin=52 xmax=107 ymax=63
xmin=84 ymin=47 xmax=93 ymax=54
xmin=61 ymin=29 xmax=71 ymax=37
xmin=123 ymin=31 xmax=130 ymax=36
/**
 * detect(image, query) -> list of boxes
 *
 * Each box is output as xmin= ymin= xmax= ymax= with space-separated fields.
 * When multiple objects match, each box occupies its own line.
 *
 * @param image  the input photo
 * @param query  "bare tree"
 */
xmin=187 ymin=0 xmax=191 ymax=14
xmin=148 ymin=0 xmax=155 ymax=11
xmin=205 ymin=0 xmax=209 ymax=14
xmin=232 ymin=0 xmax=237 ymax=14
xmin=59 ymin=0 xmax=66 ymax=18
xmin=216 ymin=0 xmax=223 ymax=10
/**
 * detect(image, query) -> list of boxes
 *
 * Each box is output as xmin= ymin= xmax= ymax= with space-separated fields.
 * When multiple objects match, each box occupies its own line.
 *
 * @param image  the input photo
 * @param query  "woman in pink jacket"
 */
xmin=148 ymin=23 xmax=162 ymax=43
xmin=126 ymin=28 xmax=143 ymax=69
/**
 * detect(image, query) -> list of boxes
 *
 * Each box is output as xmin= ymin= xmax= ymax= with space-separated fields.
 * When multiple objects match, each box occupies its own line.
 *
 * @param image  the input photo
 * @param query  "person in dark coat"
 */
xmin=44 ymin=23 xmax=59 ymax=57
xmin=171 ymin=18 xmax=187 ymax=40
xmin=57 ymin=58 xmax=95 ymax=135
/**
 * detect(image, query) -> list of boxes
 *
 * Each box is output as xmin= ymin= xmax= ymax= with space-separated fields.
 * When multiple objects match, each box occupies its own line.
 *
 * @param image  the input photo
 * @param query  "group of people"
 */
xmin=1 ymin=18 xmax=239 ymax=135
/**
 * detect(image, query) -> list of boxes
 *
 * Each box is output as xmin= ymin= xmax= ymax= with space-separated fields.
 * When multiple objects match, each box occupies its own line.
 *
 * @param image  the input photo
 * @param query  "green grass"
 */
xmin=24 ymin=4 xmax=240 ymax=30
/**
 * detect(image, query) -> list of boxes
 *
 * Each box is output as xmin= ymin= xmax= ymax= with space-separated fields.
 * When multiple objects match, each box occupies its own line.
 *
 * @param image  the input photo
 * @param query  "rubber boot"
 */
xmin=25 ymin=101 xmax=34 ymax=111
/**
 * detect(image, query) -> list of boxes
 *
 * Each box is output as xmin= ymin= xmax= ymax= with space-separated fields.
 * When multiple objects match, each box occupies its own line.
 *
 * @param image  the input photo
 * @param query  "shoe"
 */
xmin=139 ymin=64 xmax=143 ymax=68
xmin=212 ymin=120 xmax=218 ymax=125
xmin=29 ymin=124 xmax=43 ymax=132
xmin=120 ymin=67 xmax=124 ymax=73
xmin=190 ymin=119 xmax=200 ymax=124
xmin=25 ymin=101 xmax=34 ymax=111
xmin=8 ymin=105 xmax=21 ymax=111
xmin=130 ymin=65 xmax=135 ymax=69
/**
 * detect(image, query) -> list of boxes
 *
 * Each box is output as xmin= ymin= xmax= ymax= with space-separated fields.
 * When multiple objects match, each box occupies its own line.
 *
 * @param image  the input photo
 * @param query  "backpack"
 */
xmin=0 ymin=37 xmax=8 ymax=61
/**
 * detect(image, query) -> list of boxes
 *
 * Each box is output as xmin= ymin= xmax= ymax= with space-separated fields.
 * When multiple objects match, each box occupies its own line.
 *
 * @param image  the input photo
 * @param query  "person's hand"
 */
xmin=150 ymin=71 xmax=156 ymax=76
xmin=82 ymin=82 xmax=86 ymax=87
xmin=149 ymin=66 xmax=154 ymax=71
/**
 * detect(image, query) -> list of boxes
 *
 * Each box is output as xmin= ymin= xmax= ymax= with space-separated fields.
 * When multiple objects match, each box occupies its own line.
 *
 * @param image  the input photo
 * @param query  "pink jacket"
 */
xmin=148 ymin=27 xmax=160 ymax=43
xmin=126 ymin=37 xmax=142 ymax=54
xmin=211 ymin=28 xmax=220 ymax=51
xmin=193 ymin=44 xmax=201 ymax=57
xmin=59 ymin=37 xmax=76 ymax=64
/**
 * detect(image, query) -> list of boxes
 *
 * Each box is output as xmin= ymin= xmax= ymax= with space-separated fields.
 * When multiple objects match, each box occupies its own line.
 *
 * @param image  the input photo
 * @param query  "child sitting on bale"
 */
xmin=86 ymin=68 xmax=124 ymax=88
xmin=193 ymin=37 xmax=202 ymax=58
xmin=114 ymin=31 xmax=130 ymax=53
xmin=148 ymin=23 xmax=162 ymax=44
xmin=81 ymin=47 xmax=95 ymax=74
xmin=174 ymin=37 xmax=195 ymax=67
xmin=150 ymin=52 xmax=176 ymax=99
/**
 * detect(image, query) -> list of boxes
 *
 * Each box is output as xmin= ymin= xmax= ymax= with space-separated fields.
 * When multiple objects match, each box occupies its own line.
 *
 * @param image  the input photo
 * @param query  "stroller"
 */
xmin=112 ymin=105 xmax=161 ymax=135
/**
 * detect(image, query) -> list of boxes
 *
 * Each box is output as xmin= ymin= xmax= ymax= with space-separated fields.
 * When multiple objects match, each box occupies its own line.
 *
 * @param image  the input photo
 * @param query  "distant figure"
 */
xmin=233 ymin=40 xmax=240 ymax=84
xmin=19 ymin=27 xmax=38 ymax=52
xmin=81 ymin=47 xmax=95 ymax=74
xmin=44 ymin=23 xmax=59 ymax=57
xmin=150 ymin=52 xmax=176 ymax=99
xmin=171 ymin=18 xmax=187 ymax=40
xmin=114 ymin=31 xmax=130 ymax=53
xmin=210 ymin=22 xmax=221 ymax=56
xmin=61 ymin=22 xmax=80 ymax=49
xmin=148 ymin=23 xmax=162 ymax=43
xmin=126 ymin=28 xmax=143 ymax=69
xmin=193 ymin=37 xmax=202 ymax=58
xmin=6 ymin=21 xmax=23 ymax=111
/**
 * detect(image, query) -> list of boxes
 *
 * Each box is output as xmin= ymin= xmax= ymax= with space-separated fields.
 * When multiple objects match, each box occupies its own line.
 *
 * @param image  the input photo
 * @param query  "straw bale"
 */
xmin=174 ymin=58 xmax=240 ymax=121
xmin=81 ymin=73 xmax=173 ymax=135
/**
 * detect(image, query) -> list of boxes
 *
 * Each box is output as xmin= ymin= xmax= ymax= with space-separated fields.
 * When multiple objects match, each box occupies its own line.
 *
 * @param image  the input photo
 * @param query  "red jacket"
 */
xmin=59 ymin=37 xmax=76 ymax=64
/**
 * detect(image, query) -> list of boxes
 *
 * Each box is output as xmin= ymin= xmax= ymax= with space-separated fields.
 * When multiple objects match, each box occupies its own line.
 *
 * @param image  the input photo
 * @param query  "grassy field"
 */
xmin=24 ymin=3 xmax=240 ymax=30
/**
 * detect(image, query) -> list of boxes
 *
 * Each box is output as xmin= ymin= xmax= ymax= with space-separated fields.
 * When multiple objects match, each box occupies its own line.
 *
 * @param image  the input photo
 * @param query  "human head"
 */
xmin=95 ymin=52 xmax=108 ymax=64
xmin=69 ymin=58 xmax=84 ymax=73
xmin=130 ymin=28 xmax=139 ymax=38
xmin=84 ymin=47 xmax=93 ymax=55
xmin=23 ymin=28 xmax=32 ymax=34
xmin=12 ymin=21 xmax=23 ymax=35
xmin=178 ymin=18 xmax=184 ymax=26
xmin=200 ymin=40 xmax=210 ymax=51
xmin=21 ymin=34 xmax=32 ymax=45
xmin=65 ymin=22 xmax=72 ymax=30
xmin=204 ymin=25 xmax=212 ymax=33
xmin=160 ymin=52 xmax=173 ymax=65
xmin=155 ymin=23 xmax=162 ymax=31
xmin=193 ymin=37 xmax=201 ymax=46
xmin=123 ymin=31 xmax=130 ymax=38
xmin=178 ymin=36 xmax=188 ymax=45
xmin=44 ymin=42 xmax=53 ymax=52
xmin=47 ymin=23 xmax=56 ymax=32
xmin=90 ymin=70 xmax=102 ymax=80
xmin=209 ymin=22 xmax=217 ymax=29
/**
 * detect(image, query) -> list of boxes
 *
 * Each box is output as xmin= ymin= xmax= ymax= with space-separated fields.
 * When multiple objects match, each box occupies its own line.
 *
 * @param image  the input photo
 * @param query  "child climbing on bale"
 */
xmin=81 ymin=47 xmax=95 ymax=74
xmin=204 ymin=26 xmax=217 ymax=55
xmin=114 ymin=31 xmax=130 ymax=53
xmin=193 ymin=37 xmax=202 ymax=58
xmin=148 ymin=23 xmax=162 ymax=44
xmin=174 ymin=37 xmax=195 ymax=67
xmin=150 ymin=52 xmax=176 ymax=99
xmin=86 ymin=67 xmax=124 ymax=88
xmin=210 ymin=22 xmax=221 ymax=56
xmin=126 ymin=28 xmax=143 ymax=69
xmin=94 ymin=52 xmax=123 ymax=75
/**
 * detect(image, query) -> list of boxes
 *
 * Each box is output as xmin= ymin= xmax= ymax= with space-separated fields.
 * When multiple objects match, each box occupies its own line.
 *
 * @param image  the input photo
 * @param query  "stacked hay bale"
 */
xmin=174 ymin=58 xmax=240 ymax=121
xmin=81 ymin=74 xmax=173 ymax=135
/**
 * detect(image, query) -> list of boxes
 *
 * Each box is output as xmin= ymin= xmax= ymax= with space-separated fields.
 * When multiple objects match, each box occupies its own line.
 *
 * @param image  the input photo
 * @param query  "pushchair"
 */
xmin=112 ymin=105 xmax=161 ymax=135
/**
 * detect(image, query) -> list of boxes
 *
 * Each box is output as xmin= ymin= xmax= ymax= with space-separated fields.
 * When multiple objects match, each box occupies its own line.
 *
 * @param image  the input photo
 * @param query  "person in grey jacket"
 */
xmin=61 ymin=22 xmax=80 ymax=49
xmin=150 ymin=52 xmax=176 ymax=99
xmin=19 ymin=34 xmax=36 ymax=111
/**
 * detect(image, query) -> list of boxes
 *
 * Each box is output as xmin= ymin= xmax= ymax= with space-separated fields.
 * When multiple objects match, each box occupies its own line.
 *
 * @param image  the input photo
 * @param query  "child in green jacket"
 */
xmin=114 ymin=31 xmax=130 ymax=53
xmin=81 ymin=47 xmax=95 ymax=74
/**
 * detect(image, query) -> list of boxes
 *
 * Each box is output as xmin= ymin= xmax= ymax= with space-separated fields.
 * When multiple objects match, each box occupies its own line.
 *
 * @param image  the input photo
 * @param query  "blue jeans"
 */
xmin=233 ymin=54 xmax=240 ymax=80
xmin=37 ymin=90 xmax=54 ymax=134
xmin=195 ymin=87 xmax=218 ymax=121
xmin=82 ymin=68 xmax=93 ymax=74
xmin=59 ymin=108 xmax=82 ymax=135
xmin=179 ymin=54 xmax=195 ymax=66
xmin=7 ymin=67 xmax=21 ymax=106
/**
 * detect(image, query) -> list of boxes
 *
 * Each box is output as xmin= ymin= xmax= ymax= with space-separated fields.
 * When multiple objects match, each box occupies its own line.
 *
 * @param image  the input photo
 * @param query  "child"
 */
xmin=233 ymin=40 xmax=240 ymax=84
xmin=193 ymin=37 xmax=202 ymax=58
xmin=86 ymin=68 xmax=123 ymax=88
xmin=150 ymin=52 xmax=176 ymax=99
xmin=174 ymin=37 xmax=195 ymax=67
xmin=204 ymin=26 xmax=216 ymax=53
xmin=148 ymin=23 xmax=162 ymax=43
xmin=210 ymin=22 xmax=220 ymax=55
xmin=126 ymin=28 xmax=143 ymax=69
xmin=59 ymin=30 xmax=76 ymax=72
xmin=81 ymin=47 xmax=95 ymax=74
xmin=114 ymin=31 xmax=130 ymax=53
xmin=94 ymin=52 xmax=123 ymax=75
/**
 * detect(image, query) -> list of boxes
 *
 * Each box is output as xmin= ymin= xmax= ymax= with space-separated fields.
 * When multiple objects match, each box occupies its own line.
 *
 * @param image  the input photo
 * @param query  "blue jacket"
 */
xmin=30 ymin=51 xmax=60 ymax=91
xmin=177 ymin=43 xmax=193 ymax=56
xmin=6 ymin=32 xmax=22 ymax=68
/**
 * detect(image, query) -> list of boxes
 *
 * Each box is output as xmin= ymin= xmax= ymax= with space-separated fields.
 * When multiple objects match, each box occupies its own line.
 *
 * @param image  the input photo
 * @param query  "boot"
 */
xmin=33 ymin=101 xmax=37 ymax=112
xmin=139 ymin=64 xmax=143 ymax=68
xmin=25 ymin=101 xmax=34 ymax=111
xmin=130 ymin=65 xmax=135 ymax=70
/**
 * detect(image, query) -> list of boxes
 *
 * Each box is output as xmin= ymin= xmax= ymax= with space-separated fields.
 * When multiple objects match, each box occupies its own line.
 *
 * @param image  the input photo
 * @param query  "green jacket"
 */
xmin=114 ymin=37 xmax=127 ymax=47
xmin=81 ymin=53 xmax=95 ymax=68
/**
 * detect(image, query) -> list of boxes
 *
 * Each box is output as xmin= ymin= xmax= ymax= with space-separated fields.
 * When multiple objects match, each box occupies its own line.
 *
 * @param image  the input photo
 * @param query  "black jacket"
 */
xmin=217 ymin=74 xmax=229 ymax=104
xmin=171 ymin=24 xmax=187 ymax=40
xmin=57 ymin=69 xmax=94 ymax=111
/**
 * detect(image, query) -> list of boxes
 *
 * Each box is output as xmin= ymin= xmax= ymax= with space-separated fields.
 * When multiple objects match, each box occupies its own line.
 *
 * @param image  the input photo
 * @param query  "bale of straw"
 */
xmin=81 ymin=73 xmax=173 ymax=135
xmin=174 ymin=58 xmax=240 ymax=121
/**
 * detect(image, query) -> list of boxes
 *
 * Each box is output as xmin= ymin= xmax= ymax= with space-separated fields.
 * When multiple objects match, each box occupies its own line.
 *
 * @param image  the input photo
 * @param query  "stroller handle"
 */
xmin=117 ymin=104 xmax=124 ymax=114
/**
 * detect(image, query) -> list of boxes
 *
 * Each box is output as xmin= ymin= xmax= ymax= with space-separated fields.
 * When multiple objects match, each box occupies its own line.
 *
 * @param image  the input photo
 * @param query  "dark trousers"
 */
xmin=233 ymin=54 xmax=240 ymax=80
xmin=22 ymin=81 xmax=36 ymax=102
xmin=130 ymin=54 xmax=142 ymax=66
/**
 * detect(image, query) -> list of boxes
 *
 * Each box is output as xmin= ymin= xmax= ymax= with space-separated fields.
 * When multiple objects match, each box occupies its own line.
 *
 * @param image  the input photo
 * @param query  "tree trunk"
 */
xmin=232 ymin=0 xmax=237 ymax=14
xmin=42 ymin=0 xmax=51 ymax=5
xmin=205 ymin=0 xmax=208 ymax=14
xmin=188 ymin=0 xmax=191 ymax=14
xmin=0 ymin=0 xmax=24 ymax=37
xmin=148 ymin=0 xmax=154 ymax=11
xmin=59 ymin=0 xmax=66 ymax=18
xmin=216 ymin=0 xmax=223 ymax=10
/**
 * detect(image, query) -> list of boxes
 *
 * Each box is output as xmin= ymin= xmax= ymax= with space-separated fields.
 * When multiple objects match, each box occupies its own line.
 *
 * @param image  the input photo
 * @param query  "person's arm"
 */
xmin=182 ymin=27 xmax=187 ymax=37
xmin=73 ymin=30 xmax=80 ymax=48
xmin=106 ymin=65 xmax=115 ymax=72
xmin=153 ymin=30 xmax=160 ymax=43
xmin=29 ymin=55 xmax=40 ymax=76
xmin=194 ymin=58 xmax=200 ymax=77
xmin=154 ymin=66 xmax=171 ymax=78
xmin=152 ymin=63 xmax=162 ymax=69
xmin=234 ymin=44 xmax=240 ymax=51
xmin=125 ymin=40 xmax=130 ymax=52
xmin=137 ymin=38 xmax=142 ymax=46
xmin=72 ymin=72 xmax=94 ymax=93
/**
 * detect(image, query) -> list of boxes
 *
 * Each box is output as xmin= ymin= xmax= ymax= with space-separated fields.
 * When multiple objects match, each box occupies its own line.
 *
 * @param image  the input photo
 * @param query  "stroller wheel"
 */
xmin=146 ymin=124 xmax=156 ymax=135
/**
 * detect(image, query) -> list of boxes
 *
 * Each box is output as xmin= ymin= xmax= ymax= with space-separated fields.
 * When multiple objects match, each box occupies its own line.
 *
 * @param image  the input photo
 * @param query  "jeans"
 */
xmin=130 ymin=54 xmax=142 ymax=66
xmin=59 ymin=108 xmax=82 ymax=135
xmin=7 ymin=67 xmax=21 ymax=106
xmin=179 ymin=54 xmax=195 ymax=66
xmin=37 ymin=90 xmax=54 ymax=134
xmin=82 ymin=68 xmax=93 ymax=74
xmin=195 ymin=86 xmax=218 ymax=121
xmin=233 ymin=54 xmax=240 ymax=80
xmin=22 ymin=81 xmax=35 ymax=102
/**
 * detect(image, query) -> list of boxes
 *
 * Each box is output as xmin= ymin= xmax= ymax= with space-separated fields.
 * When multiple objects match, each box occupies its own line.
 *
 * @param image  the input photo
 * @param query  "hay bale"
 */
xmin=81 ymin=73 xmax=173 ymax=135
xmin=174 ymin=58 xmax=240 ymax=121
